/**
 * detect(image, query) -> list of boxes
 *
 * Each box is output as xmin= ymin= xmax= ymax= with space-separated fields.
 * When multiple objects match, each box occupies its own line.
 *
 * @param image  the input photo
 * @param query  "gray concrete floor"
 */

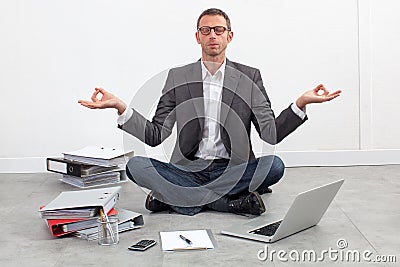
xmin=0 ymin=165 xmax=399 ymax=267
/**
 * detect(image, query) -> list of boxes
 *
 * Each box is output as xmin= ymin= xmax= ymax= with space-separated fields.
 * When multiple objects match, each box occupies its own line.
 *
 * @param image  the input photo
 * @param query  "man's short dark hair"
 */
xmin=197 ymin=8 xmax=231 ymax=30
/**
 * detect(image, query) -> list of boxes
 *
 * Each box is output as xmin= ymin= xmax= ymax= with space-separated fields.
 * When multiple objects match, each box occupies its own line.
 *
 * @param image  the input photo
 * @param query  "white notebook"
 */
xmin=159 ymin=230 xmax=215 ymax=251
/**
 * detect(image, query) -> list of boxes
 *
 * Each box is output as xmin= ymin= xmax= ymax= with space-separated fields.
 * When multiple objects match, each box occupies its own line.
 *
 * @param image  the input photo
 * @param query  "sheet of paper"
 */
xmin=160 ymin=230 xmax=214 ymax=251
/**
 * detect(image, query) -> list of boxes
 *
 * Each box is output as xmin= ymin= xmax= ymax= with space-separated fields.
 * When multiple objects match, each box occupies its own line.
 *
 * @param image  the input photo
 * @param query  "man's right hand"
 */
xmin=78 ymin=88 xmax=127 ymax=115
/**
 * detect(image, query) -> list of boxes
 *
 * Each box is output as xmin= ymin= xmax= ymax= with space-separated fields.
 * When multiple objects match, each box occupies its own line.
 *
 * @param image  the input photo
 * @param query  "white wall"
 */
xmin=368 ymin=0 xmax=400 ymax=149
xmin=1 ymin=0 xmax=399 ymax=172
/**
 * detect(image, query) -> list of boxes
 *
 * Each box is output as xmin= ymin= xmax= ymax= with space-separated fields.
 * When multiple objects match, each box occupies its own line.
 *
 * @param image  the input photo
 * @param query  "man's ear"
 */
xmin=195 ymin=31 xmax=201 ymax=44
xmin=227 ymin=31 xmax=233 ymax=43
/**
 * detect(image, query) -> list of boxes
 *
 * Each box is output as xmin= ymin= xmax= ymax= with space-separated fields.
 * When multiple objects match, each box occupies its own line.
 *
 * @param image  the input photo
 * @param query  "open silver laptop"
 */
xmin=221 ymin=179 xmax=344 ymax=243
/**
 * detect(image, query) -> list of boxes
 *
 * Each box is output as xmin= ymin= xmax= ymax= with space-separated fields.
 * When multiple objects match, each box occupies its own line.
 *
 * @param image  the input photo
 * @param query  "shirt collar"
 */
xmin=201 ymin=59 xmax=226 ymax=81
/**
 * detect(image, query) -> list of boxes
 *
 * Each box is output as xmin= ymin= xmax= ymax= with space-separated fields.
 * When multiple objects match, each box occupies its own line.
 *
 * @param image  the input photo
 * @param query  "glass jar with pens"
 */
xmin=97 ymin=209 xmax=119 ymax=245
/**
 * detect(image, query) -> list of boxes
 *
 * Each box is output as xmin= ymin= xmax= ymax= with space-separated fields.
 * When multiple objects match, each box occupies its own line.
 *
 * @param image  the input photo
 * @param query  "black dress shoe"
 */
xmin=227 ymin=192 xmax=266 ymax=215
xmin=258 ymin=187 xmax=272 ymax=195
xmin=145 ymin=191 xmax=170 ymax=212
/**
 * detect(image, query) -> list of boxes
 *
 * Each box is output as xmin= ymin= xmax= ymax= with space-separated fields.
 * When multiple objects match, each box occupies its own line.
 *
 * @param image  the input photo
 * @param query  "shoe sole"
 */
xmin=145 ymin=192 xmax=153 ymax=210
xmin=251 ymin=191 xmax=266 ymax=214
xmin=145 ymin=191 xmax=170 ymax=212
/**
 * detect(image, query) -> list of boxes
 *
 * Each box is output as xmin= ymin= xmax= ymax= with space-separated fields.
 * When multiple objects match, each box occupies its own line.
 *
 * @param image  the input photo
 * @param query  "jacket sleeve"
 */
xmin=251 ymin=69 xmax=307 ymax=144
xmin=119 ymin=70 xmax=176 ymax=147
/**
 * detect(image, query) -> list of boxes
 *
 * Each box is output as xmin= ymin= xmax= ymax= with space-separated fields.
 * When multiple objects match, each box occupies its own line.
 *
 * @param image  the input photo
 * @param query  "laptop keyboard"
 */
xmin=249 ymin=220 xmax=282 ymax=236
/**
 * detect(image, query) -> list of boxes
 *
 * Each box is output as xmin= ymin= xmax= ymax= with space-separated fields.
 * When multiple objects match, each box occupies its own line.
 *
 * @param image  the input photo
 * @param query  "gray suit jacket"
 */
xmin=120 ymin=59 xmax=307 ymax=165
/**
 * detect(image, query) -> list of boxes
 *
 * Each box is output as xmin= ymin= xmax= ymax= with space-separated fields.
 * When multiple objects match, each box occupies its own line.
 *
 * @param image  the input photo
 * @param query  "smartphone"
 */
xmin=128 ymin=239 xmax=157 ymax=251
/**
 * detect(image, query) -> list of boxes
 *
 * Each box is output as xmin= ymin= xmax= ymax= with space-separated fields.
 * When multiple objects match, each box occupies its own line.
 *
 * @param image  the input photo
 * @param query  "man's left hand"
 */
xmin=296 ymin=84 xmax=342 ymax=110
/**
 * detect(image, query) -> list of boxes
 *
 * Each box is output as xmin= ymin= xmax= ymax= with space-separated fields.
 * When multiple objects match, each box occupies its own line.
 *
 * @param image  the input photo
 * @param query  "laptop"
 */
xmin=221 ymin=179 xmax=344 ymax=243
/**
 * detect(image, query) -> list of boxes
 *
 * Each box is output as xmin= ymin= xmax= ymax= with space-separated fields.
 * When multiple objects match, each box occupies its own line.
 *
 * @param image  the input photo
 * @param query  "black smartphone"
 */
xmin=128 ymin=239 xmax=157 ymax=251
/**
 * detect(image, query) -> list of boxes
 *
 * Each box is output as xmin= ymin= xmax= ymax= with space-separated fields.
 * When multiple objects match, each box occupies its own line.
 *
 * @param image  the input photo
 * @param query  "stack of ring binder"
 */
xmin=39 ymin=186 xmax=144 ymax=239
xmin=46 ymin=146 xmax=134 ymax=188
xmin=39 ymin=186 xmax=121 ymax=237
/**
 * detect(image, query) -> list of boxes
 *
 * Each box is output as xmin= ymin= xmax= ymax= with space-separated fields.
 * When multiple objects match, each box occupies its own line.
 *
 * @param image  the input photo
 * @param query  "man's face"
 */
xmin=196 ymin=15 xmax=233 ymax=58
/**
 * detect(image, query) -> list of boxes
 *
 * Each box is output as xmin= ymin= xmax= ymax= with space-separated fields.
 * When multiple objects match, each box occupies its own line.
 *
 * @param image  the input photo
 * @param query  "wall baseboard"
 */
xmin=0 ymin=157 xmax=47 ymax=173
xmin=274 ymin=149 xmax=400 ymax=167
xmin=1 ymin=149 xmax=399 ymax=173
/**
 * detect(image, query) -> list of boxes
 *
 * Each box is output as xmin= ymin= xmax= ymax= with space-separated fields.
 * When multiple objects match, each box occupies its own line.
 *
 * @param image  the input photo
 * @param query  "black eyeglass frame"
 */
xmin=197 ymin=26 xmax=231 ymax=35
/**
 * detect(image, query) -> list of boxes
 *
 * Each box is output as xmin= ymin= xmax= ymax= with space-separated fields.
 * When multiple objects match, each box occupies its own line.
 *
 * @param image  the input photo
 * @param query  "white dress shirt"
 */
xmin=193 ymin=60 xmax=230 ymax=160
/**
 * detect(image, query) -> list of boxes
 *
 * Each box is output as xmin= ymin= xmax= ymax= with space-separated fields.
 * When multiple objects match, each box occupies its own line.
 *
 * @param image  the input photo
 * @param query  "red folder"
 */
xmin=42 ymin=207 xmax=118 ymax=237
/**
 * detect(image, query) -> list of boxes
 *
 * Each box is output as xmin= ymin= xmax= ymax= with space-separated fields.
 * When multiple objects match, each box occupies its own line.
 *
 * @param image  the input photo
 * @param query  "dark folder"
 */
xmin=46 ymin=157 xmax=119 ymax=177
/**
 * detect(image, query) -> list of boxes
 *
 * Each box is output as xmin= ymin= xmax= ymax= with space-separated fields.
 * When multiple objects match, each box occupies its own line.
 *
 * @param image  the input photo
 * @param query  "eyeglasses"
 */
xmin=198 ymin=26 xmax=230 ymax=35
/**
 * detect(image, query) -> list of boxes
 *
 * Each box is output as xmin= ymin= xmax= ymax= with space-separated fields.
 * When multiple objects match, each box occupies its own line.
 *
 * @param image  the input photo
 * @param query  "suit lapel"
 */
xmin=185 ymin=61 xmax=204 ymax=130
xmin=184 ymin=59 xmax=241 ymax=130
xmin=221 ymin=59 xmax=241 ymax=125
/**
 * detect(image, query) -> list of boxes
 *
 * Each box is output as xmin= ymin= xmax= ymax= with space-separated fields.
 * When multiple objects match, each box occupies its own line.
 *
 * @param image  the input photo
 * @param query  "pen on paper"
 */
xmin=179 ymin=234 xmax=193 ymax=246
